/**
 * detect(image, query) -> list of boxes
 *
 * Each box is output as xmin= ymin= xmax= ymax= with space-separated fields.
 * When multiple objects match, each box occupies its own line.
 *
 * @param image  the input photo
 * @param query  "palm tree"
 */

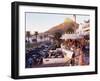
xmin=26 ymin=31 xmax=31 ymax=48
xmin=34 ymin=31 xmax=38 ymax=42
xmin=26 ymin=31 xmax=31 ymax=43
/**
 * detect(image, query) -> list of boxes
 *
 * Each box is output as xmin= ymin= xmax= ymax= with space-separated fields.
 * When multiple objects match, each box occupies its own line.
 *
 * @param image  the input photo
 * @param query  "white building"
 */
xmin=26 ymin=34 xmax=53 ymax=43
xmin=76 ymin=20 xmax=90 ymax=36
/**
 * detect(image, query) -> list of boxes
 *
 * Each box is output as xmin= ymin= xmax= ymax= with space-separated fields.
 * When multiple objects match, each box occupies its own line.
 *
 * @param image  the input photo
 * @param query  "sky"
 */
xmin=25 ymin=12 xmax=90 ymax=34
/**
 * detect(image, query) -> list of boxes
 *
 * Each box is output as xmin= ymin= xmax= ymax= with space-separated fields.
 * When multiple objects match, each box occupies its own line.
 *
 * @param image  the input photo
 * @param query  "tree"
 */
xmin=34 ymin=31 xmax=38 ymax=42
xmin=66 ymin=28 xmax=74 ymax=34
xmin=26 ymin=31 xmax=31 ymax=48
xmin=54 ymin=32 xmax=62 ymax=48
xmin=26 ymin=31 xmax=31 ymax=43
xmin=54 ymin=32 xmax=62 ymax=40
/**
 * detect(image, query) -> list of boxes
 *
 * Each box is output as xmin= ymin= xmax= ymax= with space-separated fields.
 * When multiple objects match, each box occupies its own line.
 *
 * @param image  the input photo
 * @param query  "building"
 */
xmin=26 ymin=33 xmax=54 ymax=43
xmin=76 ymin=20 xmax=90 ymax=36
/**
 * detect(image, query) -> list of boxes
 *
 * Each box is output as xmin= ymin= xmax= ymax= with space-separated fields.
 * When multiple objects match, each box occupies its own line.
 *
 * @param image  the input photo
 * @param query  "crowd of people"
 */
xmin=61 ymin=36 xmax=89 ymax=66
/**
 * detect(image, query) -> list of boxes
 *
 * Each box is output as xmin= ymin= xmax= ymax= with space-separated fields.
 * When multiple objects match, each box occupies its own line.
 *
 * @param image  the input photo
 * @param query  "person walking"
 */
xmin=79 ymin=49 xmax=84 ymax=65
xmin=28 ymin=57 xmax=33 ymax=68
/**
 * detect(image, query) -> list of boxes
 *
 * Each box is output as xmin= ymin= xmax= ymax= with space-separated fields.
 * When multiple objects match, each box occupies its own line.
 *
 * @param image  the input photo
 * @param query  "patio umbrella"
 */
xmin=60 ymin=33 xmax=83 ymax=40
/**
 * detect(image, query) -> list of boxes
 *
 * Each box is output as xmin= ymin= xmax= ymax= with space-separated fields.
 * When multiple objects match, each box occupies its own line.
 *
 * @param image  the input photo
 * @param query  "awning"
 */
xmin=60 ymin=33 xmax=83 ymax=40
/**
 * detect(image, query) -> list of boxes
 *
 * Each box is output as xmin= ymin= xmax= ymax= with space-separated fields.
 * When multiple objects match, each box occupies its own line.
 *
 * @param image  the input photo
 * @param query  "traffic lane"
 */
xmin=32 ymin=63 xmax=71 ymax=68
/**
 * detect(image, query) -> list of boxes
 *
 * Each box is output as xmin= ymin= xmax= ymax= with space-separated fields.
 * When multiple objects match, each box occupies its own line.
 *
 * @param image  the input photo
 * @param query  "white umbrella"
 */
xmin=60 ymin=33 xmax=83 ymax=40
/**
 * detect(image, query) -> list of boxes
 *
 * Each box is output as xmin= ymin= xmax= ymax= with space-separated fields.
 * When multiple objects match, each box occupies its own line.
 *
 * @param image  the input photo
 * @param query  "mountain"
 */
xmin=45 ymin=20 xmax=79 ymax=35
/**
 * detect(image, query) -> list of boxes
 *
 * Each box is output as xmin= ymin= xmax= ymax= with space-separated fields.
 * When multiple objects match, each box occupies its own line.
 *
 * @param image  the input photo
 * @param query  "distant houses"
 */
xmin=25 ymin=32 xmax=54 ymax=43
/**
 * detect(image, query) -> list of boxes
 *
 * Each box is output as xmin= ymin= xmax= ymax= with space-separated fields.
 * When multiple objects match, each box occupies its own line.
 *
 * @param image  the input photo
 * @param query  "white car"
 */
xmin=43 ymin=49 xmax=73 ymax=64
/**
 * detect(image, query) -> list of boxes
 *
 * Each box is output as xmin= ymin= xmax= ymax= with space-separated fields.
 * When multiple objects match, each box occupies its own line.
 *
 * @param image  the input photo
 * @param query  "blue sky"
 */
xmin=25 ymin=12 xmax=89 ymax=33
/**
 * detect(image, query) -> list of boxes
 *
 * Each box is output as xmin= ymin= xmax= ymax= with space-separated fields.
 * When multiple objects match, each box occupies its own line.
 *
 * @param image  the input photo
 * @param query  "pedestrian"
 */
xmin=71 ymin=52 xmax=75 ymax=66
xmin=28 ymin=57 xmax=33 ymax=68
xmin=79 ymin=50 xmax=84 ymax=65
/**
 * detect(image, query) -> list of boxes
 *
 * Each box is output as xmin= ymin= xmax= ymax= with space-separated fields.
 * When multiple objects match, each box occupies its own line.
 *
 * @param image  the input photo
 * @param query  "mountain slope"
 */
xmin=46 ymin=21 xmax=79 ymax=35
